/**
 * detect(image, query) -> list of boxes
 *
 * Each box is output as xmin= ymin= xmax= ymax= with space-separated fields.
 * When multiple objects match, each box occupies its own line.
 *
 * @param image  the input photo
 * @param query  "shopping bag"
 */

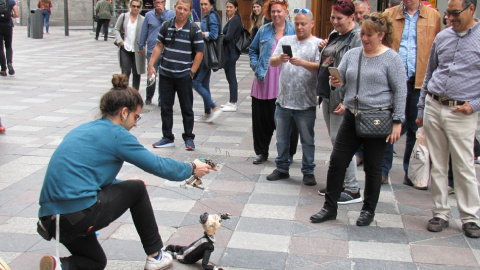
xmin=408 ymin=127 xmax=430 ymax=190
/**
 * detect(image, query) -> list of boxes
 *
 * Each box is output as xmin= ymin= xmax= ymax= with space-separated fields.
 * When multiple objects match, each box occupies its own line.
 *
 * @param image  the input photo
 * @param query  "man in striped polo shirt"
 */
xmin=148 ymin=0 xmax=204 ymax=151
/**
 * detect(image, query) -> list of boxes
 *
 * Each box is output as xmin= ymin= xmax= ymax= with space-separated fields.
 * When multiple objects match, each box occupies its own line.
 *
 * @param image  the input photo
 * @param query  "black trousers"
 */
xmin=251 ymin=97 xmax=298 ymax=157
xmin=95 ymin=19 xmax=110 ymax=41
xmin=119 ymin=46 xmax=141 ymax=90
xmin=46 ymin=180 xmax=162 ymax=269
xmin=324 ymin=110 xmax=387 ymax=213
xmin=160 ymin=74 xmax=195 ymax=142
xmin=0 ymin=26 xmax=13 ymax=72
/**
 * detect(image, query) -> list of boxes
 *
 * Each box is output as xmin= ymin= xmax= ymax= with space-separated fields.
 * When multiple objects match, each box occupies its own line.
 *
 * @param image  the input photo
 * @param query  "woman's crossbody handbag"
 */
xmin=354 ymin=51 xmax=393 ymax=138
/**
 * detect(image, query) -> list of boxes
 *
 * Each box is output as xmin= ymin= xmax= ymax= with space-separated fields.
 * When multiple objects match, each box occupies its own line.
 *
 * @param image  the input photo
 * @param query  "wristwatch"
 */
xmin=190 ymin=70 xmax=196 ymax=78
xmin=190 ymin=162 xmax=196 ymax=175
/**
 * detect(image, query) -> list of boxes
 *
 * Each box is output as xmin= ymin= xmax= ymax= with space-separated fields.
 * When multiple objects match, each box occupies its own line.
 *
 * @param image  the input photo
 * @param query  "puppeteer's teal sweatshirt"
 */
xmin=38 ymin=118 xmax=191 ymax=217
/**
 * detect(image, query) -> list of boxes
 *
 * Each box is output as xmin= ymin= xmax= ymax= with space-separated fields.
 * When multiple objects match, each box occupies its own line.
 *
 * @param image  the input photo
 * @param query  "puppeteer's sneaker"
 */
xmin=144 ymin=252 xmax=173 ymax=270
xmin=39 ymin=255 xmax=62 ymax=270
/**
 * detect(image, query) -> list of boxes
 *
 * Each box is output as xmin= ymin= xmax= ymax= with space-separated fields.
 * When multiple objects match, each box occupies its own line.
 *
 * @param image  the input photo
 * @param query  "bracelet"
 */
xmin=190 ymin=162 xmax=196 ymax=175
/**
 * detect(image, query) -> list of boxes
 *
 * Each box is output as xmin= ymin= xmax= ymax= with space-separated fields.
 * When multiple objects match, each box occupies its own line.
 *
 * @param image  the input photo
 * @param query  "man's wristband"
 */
xmin=190 ymin=162 xmax=196 ymax=175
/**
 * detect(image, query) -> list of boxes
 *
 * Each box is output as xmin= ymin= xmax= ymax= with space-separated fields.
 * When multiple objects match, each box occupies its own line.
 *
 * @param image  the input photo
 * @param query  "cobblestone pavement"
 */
xmin=1 ymin=27 xmax=480 ymax=270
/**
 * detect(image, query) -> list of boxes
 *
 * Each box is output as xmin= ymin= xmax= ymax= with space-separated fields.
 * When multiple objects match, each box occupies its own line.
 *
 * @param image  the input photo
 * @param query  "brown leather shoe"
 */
xmin=463 ymin=222 xmax=480 ymax=238
xmin=427 ymin=217 xmax=449 ymax=232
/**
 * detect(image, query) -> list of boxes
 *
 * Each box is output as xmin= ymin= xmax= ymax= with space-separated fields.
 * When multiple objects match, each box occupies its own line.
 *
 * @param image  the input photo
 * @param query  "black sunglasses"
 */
xmin=445 ymin=5 xmax=470 ymax=17
xmin=363 ymin=15 xmax=384 ymax=25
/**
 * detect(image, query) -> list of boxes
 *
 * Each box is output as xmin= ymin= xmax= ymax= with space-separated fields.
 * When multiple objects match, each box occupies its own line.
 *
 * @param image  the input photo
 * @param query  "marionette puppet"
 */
xmin=164 ymin=212 xmax=230 ymax=270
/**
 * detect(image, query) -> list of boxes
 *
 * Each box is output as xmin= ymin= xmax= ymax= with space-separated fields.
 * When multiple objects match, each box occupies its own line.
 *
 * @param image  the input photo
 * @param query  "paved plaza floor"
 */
xmin=1 ymin=27 xmax=480 ymax=270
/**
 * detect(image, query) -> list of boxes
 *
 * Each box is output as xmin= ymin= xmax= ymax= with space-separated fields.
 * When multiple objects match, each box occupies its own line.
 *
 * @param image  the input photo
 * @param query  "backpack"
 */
xmin=0 ymin=0 xmax=11 ymax=22
xmin=160 ymin=18 xmax=199 ymax=59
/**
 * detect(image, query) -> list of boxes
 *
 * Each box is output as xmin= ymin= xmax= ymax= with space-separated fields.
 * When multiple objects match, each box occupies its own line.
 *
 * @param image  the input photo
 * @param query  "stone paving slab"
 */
xmin=1 ymin=27 xmax=480 ymax=269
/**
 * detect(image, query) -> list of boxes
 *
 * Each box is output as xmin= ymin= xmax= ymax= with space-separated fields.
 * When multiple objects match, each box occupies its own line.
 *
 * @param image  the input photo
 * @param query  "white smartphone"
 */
xmin=328 ymin=67 xmax=344 ymax=86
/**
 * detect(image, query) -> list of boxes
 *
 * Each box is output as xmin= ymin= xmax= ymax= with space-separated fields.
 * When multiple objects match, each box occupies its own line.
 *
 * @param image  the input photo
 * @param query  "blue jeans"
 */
xmin=403 ymin=81 xmax=420 ymax=176
xmin=42 ymin=10 xmax=50 ymax=33
xmin=223 ymin=52 xmax=239 ymax=103
xmin=274 ymin=105 xmax=316 ymax=175
xmin=146 ymin=52 xmax=161 ymax=104
xmin=193 ymin=61 xmax=215 ymax=114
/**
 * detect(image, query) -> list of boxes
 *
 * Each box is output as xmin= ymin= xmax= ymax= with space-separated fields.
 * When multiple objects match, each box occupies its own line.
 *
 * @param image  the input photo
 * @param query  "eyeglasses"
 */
xmin=129 ymin=111 xmax=141 ymax=123
xmin=363 ymin=15 xmax=384 ymax=25
xmin=294 ymin=8 xmax=310 ymax=14
xmin=154 ymin=0 xmax=165 ymax=5
xmin=445 ymin=5 xmax=470 ymax=17
xmin=131 ymin=5 xmax=141 ymax=9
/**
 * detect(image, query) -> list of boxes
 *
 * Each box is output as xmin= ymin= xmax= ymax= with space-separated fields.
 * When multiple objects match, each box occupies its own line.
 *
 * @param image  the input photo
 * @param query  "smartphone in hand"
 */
xmin=328 ymin=67 xmax=344 ymax=86
xmin=282 ymin=45 xmax=293 ymax=58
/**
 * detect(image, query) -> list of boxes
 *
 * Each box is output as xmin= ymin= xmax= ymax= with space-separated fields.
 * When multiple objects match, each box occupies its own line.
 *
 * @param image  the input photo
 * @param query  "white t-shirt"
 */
xmin=124 ymin=17 xmax=138 ymax=52
xmin=273 ymin=35 xmax=321 ymax=110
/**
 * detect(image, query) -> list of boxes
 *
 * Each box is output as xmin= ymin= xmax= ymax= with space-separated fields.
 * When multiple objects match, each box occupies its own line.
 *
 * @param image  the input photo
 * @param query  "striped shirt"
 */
xmin=418 ymin=21 xmax=480 ymax=117
xmin=157 ymin=18 xmax=204 ymax=78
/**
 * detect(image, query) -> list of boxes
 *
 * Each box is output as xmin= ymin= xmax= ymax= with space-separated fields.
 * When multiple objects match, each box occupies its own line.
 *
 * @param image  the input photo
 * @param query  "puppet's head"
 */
xmin=200 ymin=212 xmax=230 ymax=236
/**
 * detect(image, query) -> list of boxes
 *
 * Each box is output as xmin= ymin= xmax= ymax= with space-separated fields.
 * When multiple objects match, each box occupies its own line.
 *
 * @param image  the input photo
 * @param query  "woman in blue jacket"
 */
xmin=38 ymin=74 xmax=215 ymax=270
xmin=193 ymin=0 xmax=222 ymax=123
xmin=248 ymin=0 xmax=298 ymax=165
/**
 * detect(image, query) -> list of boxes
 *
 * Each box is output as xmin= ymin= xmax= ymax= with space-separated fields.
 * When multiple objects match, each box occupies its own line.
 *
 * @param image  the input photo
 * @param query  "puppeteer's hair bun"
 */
xmin=111 ymin=74 xmax=129 ymax=89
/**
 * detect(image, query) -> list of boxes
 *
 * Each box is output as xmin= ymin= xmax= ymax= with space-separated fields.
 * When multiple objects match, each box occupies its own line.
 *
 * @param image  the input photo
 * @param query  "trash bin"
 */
xmin=30 ymin=9 xmax=44 ymax=39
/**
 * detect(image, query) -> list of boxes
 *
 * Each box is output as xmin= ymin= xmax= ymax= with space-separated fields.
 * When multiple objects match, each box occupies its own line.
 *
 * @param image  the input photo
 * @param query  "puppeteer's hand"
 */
xmin=193 ymin=159 xmax=217 ymax=178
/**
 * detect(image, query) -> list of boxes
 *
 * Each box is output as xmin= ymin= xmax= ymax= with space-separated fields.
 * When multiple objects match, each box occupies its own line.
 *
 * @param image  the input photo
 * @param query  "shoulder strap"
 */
xmin=190 ymin=20 xmax=198 ymax=44
xmin=354 ymin=49 xmax=363 ymax=115
xmin=161 ymin=18 xmax=174 ymax=41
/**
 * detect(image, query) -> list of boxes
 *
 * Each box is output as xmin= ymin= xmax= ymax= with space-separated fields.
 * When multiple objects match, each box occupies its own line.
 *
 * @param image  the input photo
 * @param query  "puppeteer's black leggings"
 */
xmin=52 ymin=180 xmax=162 ymax=269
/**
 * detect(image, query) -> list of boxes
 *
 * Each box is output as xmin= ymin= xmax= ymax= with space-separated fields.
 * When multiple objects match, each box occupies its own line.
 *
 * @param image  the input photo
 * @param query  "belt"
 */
xmin=428 ymin=92 xmax=465 ymax=107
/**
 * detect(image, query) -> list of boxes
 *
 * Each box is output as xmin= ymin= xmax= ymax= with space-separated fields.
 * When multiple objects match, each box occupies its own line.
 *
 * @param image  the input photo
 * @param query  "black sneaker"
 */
xmin=145 ymin=98 xmax=152 ymax=105
xmin=318 ymin=186 xmax=345 ymax=196
xmin=266 ymin=169 xmax=289 ymax=181
xmin=338 ymin=189 xmax=362 ymax=205
xmin=0 ymin=71 xmax=6 ymax=77
xmin=302 ymin=174 xmax=317 ymax=186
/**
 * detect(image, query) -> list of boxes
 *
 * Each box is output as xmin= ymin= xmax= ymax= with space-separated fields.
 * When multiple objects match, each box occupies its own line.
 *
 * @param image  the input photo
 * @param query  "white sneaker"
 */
xmin=221 ymin=103 xmax=237 ymax=112
xmin=206 ymin=108 xmax=222 ymax=122
xmin=144 ymin=252 xmax=173 ymax=270
xmin=475 ymin=156 xmax=480 ymax=164
xmin=39 ymin=255 xmax=62 ymax=270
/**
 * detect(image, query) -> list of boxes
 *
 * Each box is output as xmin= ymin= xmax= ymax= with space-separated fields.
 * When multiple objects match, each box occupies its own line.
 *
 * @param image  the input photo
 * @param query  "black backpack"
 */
xmin=160 ymin=18 xmax=199 ymax=59
xmin=0 ymin=0 xmax=11 ymax=22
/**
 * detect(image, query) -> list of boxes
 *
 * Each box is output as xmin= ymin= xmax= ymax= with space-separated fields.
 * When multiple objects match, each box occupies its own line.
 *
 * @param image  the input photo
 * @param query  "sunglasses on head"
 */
xmin=294 ymin=8 xmax=310 ymax=14
xmin=363 ymin=14 xmax=384 ymax=25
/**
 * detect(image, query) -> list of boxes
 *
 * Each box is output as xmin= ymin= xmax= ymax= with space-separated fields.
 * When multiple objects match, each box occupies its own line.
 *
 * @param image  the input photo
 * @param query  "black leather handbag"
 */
xmin=235 ymin=24 xmax=251 ymax=54
xmin=354 ymin=51 xmax=393 ymax=138
xmin=203 ymin=11 xmax=225 ymax=71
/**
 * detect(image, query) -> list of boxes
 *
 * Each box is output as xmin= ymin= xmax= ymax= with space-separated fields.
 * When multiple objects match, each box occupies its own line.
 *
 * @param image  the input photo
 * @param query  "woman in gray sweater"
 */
xmin=310 ymin=12 xmax=406 ymax=227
